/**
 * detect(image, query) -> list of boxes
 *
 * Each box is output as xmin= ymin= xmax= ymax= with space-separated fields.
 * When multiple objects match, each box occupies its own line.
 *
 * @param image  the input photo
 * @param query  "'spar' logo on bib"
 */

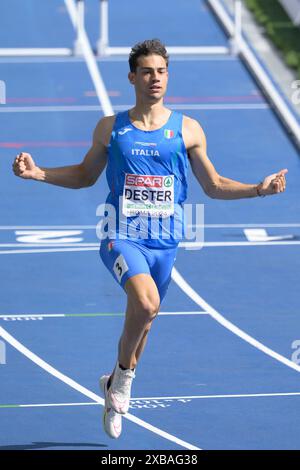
xmin=164 ymin=129 xmax=174 ymax=139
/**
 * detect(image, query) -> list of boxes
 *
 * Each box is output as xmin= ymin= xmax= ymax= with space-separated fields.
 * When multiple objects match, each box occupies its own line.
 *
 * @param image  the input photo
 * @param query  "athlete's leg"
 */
xmin=118 ymin=273 xmax=160 ymax=370
xmin=100 ymin=239 xmax=160 ymax=416
xmin=117 ymin=245 xmax=178 ymax=370
xmin=100 ymin=239 xmax=176 ymax=419
xmin=134 ymin=322 xmax=151 ymax=364
xmin=100 ymin=238 xmax=161 ymax=370
xmin=116 ymin=245 xmax=178 ymax=370
xmin=104 ymin=273 xmax=160 ymax=417
xmin=108 ymin=291 xmax=155 ymax=394
xmin=129 ymin=245 xmax=178 ymax=364
xmin=105 ymin=273 xmax=159 ymax=416
xmin=116 ymin=297 xmax=151 ymax=370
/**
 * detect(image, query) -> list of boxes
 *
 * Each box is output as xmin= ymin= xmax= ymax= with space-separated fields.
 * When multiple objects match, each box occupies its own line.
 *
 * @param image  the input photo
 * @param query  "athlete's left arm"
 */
xmin=182 ymin=116 xmax=288 ymax=199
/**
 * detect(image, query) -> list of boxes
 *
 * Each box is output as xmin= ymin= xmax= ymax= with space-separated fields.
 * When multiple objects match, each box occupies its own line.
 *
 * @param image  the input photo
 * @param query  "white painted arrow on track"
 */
xmin=243 ymin=229 xmax=294 ymax=242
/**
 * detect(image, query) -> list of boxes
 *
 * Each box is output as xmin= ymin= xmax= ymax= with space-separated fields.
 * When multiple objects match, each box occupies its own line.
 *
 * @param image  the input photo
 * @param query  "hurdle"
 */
xmin=96 ymin=0 xmax=243 ymax=57
xmin=0 ymin=0 xmax=242 ymax=58
xmin=0 ymin=0 xmax=85 ymax=57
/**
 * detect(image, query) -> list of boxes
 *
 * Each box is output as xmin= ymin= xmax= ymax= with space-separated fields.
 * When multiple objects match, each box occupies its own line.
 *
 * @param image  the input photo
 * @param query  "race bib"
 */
xmin=113 ymin=254 xmax=129 ymax=283
xmin=122 ymin=173 xmax=174 ymax=218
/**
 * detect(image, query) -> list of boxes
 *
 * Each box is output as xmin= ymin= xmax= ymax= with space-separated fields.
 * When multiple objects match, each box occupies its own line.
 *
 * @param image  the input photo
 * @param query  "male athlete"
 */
xmin=13 ymin=39 xmax=287 ymax=440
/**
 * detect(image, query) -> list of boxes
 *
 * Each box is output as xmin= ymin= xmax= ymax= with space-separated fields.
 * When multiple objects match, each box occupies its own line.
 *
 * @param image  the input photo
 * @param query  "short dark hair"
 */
xmin=129 ymin=39 xmax=169 ymax=73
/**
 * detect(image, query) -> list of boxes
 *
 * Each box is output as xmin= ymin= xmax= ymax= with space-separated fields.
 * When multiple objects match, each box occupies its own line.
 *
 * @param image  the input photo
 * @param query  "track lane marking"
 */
xmin=2 ymin=390 xmax=300 ymax=409
xmin=0 ymin=326 xmax=200 ymax=450
xmin=172 ymin=267 xmax=300 ymax=374
xmin=0 ymin=311 xmax=208 ymax=319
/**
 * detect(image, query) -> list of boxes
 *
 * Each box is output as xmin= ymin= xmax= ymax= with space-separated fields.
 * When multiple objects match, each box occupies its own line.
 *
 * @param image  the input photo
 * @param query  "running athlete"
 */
xmin=13 ymin=39 xmax=287 ymax=440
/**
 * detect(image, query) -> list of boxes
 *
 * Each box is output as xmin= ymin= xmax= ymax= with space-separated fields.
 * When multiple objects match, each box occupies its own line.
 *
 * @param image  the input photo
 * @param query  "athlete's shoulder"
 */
xmin=182 ymin=115 xmax=206 ymax=150
xmin=93 ymin=115 xmax=117 ymax=147
xmin=182 ymin=114 xmax=204 ymax=132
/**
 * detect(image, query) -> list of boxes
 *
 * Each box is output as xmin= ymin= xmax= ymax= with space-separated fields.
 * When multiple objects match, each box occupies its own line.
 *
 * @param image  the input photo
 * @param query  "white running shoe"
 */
xmin=108 ymin=363 xmax=135 ymax=415
xmin=99 ymin=375 xmax=122 ymax=439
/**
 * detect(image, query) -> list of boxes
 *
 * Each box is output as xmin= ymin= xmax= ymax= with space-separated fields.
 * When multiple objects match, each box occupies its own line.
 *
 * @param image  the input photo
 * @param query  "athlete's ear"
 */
xmin=128 ymin=72 xmax=135 ymax=85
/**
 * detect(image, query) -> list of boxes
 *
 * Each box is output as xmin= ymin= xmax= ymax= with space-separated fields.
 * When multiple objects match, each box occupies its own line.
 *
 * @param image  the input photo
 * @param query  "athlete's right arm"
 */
xmin=12 ymin=115 xmax=115 ymax=189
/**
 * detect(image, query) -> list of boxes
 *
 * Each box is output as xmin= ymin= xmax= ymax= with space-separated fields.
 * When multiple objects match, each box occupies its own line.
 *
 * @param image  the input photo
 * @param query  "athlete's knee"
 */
xmin=133 ymin=295 xmax=160 ymax=323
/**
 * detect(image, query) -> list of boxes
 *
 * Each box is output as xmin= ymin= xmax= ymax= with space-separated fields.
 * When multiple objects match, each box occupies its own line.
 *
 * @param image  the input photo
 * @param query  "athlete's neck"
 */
xmin=129 ymin=104 xmax=171 ymax=131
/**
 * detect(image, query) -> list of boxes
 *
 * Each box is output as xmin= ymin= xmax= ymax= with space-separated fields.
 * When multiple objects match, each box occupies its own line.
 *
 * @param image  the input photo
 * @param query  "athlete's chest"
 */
xmin=114 ymin=130 xmax=182 ymax=163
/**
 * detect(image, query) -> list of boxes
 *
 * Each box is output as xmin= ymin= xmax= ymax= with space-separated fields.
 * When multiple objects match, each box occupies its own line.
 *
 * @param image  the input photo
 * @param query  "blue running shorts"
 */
xmin=99 ymin=238 xmax=178 ymax=303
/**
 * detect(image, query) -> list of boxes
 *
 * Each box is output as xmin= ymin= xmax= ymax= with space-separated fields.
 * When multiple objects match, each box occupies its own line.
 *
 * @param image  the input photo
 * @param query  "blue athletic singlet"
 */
xmin=99 ymin=110 xmax=189 ymax=302
xmin=102 ymin=110 xmax=189 ymax=249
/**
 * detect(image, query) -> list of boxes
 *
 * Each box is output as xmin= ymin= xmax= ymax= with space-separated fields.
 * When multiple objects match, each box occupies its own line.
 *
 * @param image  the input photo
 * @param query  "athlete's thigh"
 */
xmin=150 ymin=246 xmax=178 ymax=302
xmin=100 ymin=238 xmax=151 ymax=291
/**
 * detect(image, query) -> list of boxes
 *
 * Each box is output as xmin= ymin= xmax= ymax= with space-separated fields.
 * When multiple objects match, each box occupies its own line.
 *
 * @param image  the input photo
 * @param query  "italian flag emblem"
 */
xmin=164 ymin=129 xmax=174 ymax=139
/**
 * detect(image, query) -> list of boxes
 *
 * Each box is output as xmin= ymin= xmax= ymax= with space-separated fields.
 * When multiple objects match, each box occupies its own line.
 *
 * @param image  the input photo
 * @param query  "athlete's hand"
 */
xmin=259 ymin=169 xmax=288 ymax=196
xmin=12 ymin=152 xmax=38 ymax=179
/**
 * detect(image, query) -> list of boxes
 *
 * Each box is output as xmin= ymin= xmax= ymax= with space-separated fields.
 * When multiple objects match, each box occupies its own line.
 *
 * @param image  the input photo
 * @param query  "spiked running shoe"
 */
xmin=99 ymin=375 xmax=122 ymax=439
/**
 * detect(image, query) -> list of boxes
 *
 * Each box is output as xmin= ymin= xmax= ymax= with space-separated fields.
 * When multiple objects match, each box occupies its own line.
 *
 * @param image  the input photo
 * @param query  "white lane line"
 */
xmin=0 ymin=402 xmax=98 ymax=409
xmin=0 ymin=48 xmax=72 ymax=56
xmin=0 ymin=55 xmax=238 ymax=64
xmin=1 ymin=239 xmax=300 ymax=255
xmin=0 ymin=244 xmax=99 ymax=247
xmin=3 ymin=391 xmax=300 ymax=410
xmin=0 ymin=247 xmax=98 ymax=255
xmin=0 ymin=326 xmax=200 ymax=450
xmin=0 ymin=311 xmax=208 ymax=319
xmin=64 ymin=0 xmax=113 ymax=116
xmin=166 ymin=104 xmax=269 ymax=110
xmin=0 ymin=103 xmax=269 ymax=113
xmin=0 ymin=226 xmax=97 ymax=230
xmin=0 ymin=223 xmax=299 ymax=230
xmin=172 ymin=267 xmax=300 ymax=374
xmin=3 ymin=390 xmax=300 ymax=409
xmin=189 ymin=223 xmax=300 ymax=228
xmin=131 ymin=392 xmax=300 ymax=400
xmin=159 ymin=311 xmax=208 ymax=316
xmin=180 ymin=240 xmax=300 ymax=248
xmin=1 ymin=241 xmax=300 ymax=248
xmin=0 ymin=314 xmax=65 ymax=319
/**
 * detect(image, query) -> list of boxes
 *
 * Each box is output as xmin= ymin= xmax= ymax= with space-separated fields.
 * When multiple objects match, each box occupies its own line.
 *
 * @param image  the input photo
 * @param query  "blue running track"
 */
xmin=0 ymin=0 xmax=299 ymax=450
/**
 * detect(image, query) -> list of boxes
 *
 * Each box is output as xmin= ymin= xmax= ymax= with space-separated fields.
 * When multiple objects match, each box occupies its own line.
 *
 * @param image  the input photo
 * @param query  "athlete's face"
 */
xmin=128 ymin=54 xmax=168 ymax=102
